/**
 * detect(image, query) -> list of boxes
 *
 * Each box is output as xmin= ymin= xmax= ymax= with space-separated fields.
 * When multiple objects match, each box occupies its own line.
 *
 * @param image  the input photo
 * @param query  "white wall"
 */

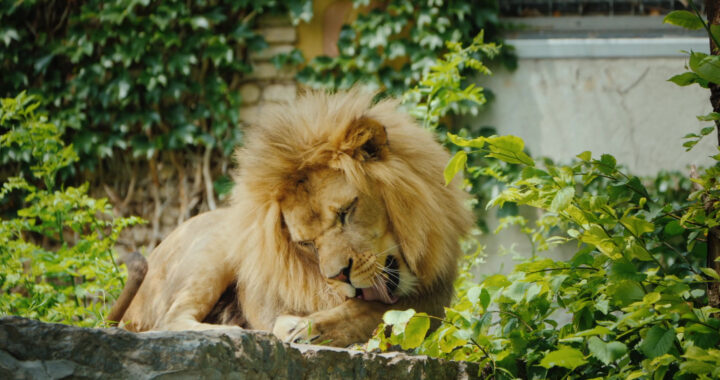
xmin=472 ymin=57 xmax=718 ymax=275
xmin=477 ymin=57 xmax=716 ymax=175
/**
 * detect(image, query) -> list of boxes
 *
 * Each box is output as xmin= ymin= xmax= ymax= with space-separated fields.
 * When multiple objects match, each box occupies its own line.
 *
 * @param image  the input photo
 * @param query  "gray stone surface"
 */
xmin=0 ymin=317 xmax=480 ymax=379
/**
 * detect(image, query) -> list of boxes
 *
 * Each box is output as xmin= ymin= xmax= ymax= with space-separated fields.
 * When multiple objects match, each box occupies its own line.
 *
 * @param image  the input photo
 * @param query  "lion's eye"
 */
xmin=299 ymin=240 xmax=316 ymax=253
xmin=338 ymin=197 xmax=358 ymax=226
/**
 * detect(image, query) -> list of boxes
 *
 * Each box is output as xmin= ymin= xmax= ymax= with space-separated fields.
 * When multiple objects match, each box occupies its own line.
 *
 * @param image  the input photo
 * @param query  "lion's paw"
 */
xmin=272 ymin=315 xmax=320 ymax=344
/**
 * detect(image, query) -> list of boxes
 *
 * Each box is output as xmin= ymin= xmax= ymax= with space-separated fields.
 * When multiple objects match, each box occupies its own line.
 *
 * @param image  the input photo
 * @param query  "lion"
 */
xmin=108 ymin=88 xmax=473 ymax=347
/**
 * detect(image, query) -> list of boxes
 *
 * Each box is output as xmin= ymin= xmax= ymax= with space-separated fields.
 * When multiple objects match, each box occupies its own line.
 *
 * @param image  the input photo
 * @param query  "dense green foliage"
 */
xmin=0 ymin=93 xmax=143 ymax=326
xmin=0 ymin=0 xmax=310 ymax=171
xmin=3 ymin=3 xmax=719 ymax=378
xmin=368 ymin=13 xmax=720 ymax=380
xmin=298 ymin=0 xmax=515 ymax=97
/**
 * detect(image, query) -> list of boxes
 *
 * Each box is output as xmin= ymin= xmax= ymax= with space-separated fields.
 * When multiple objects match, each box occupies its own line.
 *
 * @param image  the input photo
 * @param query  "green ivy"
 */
xmin=297 ymin=0 xmax=515 ymax=97
xmin=0 ymin=92 xmax=144 ymax=327
xmin=0 ymin=0 xmax=311 ymax=172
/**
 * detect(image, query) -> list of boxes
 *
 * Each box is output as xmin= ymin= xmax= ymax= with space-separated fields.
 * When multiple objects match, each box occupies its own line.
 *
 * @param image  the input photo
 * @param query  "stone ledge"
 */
xmin=0 ymin=317 xmax=480 ymax=379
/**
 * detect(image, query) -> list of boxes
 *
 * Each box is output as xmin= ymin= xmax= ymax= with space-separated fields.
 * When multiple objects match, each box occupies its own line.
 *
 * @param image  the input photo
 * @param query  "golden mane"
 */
xmin=230 ymin=88 xmax=472 ymax=312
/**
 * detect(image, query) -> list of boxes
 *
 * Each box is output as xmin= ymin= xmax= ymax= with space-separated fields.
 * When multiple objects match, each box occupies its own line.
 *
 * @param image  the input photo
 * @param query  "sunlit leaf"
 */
xmin=540 ymin=347 xmax=587 ymax=370
xmin=663 ymin=10 xmax=704 ymax=30
xmin=444 ymin=151 xmax=467 ymax=185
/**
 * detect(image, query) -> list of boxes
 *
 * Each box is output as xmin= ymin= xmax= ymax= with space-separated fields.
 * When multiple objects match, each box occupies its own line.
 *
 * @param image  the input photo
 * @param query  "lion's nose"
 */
xmin=330 ymin=258 xmax=353 ymax=284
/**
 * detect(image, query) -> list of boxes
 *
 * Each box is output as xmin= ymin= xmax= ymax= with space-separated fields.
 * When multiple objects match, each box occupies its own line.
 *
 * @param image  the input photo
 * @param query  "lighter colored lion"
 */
xmin=109 ymin=88 xmax=473 ymax=347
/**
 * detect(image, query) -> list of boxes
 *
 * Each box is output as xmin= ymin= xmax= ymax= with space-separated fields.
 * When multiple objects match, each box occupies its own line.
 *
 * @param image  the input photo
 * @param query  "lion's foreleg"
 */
xmin=273 ymin=298 xmax=388 ymax=347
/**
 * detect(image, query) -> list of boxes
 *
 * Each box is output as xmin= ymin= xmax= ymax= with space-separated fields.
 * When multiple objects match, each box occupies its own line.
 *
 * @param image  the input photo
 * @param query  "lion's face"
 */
xmin=280 ymin=168 xmax=416 ymax=304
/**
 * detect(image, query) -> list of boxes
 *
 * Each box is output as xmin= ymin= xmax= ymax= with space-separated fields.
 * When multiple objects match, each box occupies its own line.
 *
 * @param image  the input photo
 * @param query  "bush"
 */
xmin=0 ymin=92 xmax=143 ymax=327
xmin=368 ymin=13 xmax=720 ymax=380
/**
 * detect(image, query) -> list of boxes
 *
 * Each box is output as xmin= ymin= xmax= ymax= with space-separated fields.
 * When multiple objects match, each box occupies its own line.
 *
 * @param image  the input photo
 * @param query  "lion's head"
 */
xmin=232 ymin=88 xmax=472 ymax=311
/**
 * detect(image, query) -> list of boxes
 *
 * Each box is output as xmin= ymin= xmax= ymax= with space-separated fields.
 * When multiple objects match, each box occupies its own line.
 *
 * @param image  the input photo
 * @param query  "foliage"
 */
xmin=298 ymin=0 xmax=515 ymax=97
xmin=398 ymin=31 xmax=523 ymax=231
xmin=0 ymin=0 xmax=310 ymax=172
xmin=367 ymin=16 xmax=720 ymax=380
xmin=0 ymin=93 xmax=143 ymax=327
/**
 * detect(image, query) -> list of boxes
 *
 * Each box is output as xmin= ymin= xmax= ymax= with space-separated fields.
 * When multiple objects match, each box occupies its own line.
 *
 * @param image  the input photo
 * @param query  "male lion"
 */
xmin=109 ymin=88 xmax=473 ymax=347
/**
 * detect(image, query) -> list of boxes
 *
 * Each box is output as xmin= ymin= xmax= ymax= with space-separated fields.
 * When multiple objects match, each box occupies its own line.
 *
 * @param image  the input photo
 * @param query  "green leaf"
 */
xmin=444 ymin=150 xmax=467 ymax=185
xmin=383 ymin=309 xmax=416 ymax=325
xmin=384 ymin=309 xmax=417 ymax=337
xmin=438 ymin=326 xmax=467 ymax=353
xmin=663 ymin=10 xmax=704 ymax=30
xmin=663 ymin=220 xmax=684 ymax=236
xmin=572 ymin=326 xmax=612 ymax=337
xmin=609 ymin=280 xmax=644 ymax=307
xmin=700 ymin=267 xmax=720 ymax=280
xmin=581 ymin=225 xmax=618 ymax=258
xmin=479 ymin=288 xmax=490 ymax=310
xmin=587 ymin=337 xmax=627 ymax=365
xmin=576 ymin=151 xmax=592 ymax=161
xmin=466 ymin=286 xmax=482 ymax=304
xmin=701 ymin=126 xmax=716 ymax=136
xmin=483 ymin=274 xmax=511 ymax=288
xmin=689 ymin=52 xmax=720 ymax=84
xmin=402 ymin=313 xmax=430 ymax=349
xmin=539 ymin=347 xmax=588 ymax=370
xmin=712 ymin=25 xmax=720 ymax=45
xmin=620 ymin=216 xmax=654 ymax=237
xmin=447 ymin=132 xmax=485 ymax=148
xmin=696 ymin=112 xmax=720 ymax=121
xmin=503 ymin=281 xmax=528 ymax=303
xmin=680 ymin=360 xmax=715 ymax=375
xmin=486 ymin=135 xmax=524 ymax=153
xmin=485 ymin=135 xmax=535 ymax=166
xmin=550 ymin=186 xmax=575 ymax=212
xmin=598 ymin=154 xmax=617 ymax=174
xmin=610 ymin=261 xmax=646 ymax=282
xmin=669 ymin=72 xmax=705 ymax=86
xmin=640 ymin=325 xmax=675 ymax=359
xmin=628 ymin=241 xmax=654 ymax=261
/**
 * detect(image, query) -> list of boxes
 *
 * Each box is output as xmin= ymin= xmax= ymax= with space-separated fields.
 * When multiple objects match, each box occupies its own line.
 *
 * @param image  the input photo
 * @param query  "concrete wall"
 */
xmin=476 ymin=57 xmax=716 ymax=175
xmin=472 ymin=57 xmax=717 ymax=275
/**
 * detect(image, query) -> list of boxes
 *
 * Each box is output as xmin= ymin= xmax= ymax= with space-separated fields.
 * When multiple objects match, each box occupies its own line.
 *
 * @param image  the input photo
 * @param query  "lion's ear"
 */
xmin=340 ymin=117 xmax=389 ymax=161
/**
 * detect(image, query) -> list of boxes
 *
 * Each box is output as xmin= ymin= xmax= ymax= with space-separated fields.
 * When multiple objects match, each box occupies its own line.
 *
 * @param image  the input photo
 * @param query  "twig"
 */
xmin=203 ymin=145 xmax=217 ymax=210
xmin=148 ymin=156 xmax=163 ymax=250
xmin=169 ymin=152 xmax=189 ymax=225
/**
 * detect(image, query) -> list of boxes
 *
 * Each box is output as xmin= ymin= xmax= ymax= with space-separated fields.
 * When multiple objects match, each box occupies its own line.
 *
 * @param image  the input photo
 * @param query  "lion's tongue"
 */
xmin=361 ymin=285 xmax=399 ymax=304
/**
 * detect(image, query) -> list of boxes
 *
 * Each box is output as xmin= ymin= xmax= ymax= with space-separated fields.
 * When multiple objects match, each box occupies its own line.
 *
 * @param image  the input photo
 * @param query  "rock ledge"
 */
xmin=0 ymin=317 xmax=479 ymax=379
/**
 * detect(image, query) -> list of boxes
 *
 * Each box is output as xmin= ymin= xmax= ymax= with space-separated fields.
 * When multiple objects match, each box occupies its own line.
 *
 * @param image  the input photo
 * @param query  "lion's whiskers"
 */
xmin=372 ymin=244 xmax=400 ymax=258
xmin=371 ymin=274 xmax=392 ymax=303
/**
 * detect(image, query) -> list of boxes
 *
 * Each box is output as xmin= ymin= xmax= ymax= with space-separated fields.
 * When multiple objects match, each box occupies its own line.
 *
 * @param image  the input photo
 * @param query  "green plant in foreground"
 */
xmin=0 ymin=92 xmax=143 ymax=327
xmin=368 ymin=14 xmax=720 ymax=380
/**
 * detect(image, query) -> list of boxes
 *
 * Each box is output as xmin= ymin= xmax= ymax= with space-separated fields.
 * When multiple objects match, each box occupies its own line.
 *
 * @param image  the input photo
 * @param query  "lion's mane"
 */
xmin=226 ymin=88 xmax=473 ymax=319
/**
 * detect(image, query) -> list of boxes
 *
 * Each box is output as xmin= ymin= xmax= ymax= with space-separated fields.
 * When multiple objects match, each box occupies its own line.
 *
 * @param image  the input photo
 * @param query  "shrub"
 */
xmin=369 ymin=12 xmax=720 ymax=380
xmin=0 ymin=92 xmax=143 ymax=327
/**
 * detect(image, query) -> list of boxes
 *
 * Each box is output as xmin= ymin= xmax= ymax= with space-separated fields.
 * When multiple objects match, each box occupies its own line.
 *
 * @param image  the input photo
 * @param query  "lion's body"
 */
xmin=116 ymin=89 xmax=473 ymax=346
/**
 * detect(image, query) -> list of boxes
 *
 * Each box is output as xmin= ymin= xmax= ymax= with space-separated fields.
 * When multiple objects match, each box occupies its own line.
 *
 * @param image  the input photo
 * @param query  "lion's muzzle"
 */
xmin=329 ymin=255 xmax=400 ymax=304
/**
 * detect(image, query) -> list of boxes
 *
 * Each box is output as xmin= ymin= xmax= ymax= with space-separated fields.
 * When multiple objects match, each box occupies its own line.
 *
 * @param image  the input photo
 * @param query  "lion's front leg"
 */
xmin=273 ymin=298 xmax=388 ymax=347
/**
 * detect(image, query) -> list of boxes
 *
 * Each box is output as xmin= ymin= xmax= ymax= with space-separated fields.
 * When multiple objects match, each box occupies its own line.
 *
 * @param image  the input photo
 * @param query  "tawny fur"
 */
xmin=116 ymin=88 xmax=473 ymax=346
